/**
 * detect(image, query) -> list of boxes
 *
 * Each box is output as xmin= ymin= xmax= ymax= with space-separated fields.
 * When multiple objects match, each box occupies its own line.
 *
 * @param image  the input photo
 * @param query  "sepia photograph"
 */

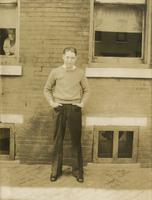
xmin=0 ymin=0 xmax=152 ymax=200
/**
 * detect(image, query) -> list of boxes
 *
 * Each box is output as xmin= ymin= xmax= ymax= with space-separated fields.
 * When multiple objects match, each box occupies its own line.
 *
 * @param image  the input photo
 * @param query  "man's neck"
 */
xmin=62 ymin=64 xmax=76 ymax=70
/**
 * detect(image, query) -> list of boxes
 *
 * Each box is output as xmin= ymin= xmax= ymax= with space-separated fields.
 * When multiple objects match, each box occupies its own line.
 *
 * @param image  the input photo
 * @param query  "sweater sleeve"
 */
xmin=43 ymin=70 xmax=56 ymax=104
xmin=80 ymin=72 xmax=90 ymax=106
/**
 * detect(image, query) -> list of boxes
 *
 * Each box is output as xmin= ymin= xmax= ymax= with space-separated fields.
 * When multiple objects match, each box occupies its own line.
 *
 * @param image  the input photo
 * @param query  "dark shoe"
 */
xmin=73 ymin=173 xmax=84 ymax=183
xmin=50 ymin=172 xmax=62 ymax=182
xmin=50 ymin=174 xmax=58 ymax=182
xmin=76 ymin=176 xmax=84 ymax=183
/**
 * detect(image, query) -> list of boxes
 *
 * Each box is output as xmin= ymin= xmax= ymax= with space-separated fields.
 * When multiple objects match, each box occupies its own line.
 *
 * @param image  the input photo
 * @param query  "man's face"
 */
xmin=62 ymin=51 xmax=77 ymax=68
xmin=8 ymin=30 xmax=15 ymax=41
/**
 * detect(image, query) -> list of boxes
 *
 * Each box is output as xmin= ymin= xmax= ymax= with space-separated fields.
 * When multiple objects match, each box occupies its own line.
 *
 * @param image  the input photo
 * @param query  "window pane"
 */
xmin=94 ymin=31 xmax=142 ymax=57
xmin=0 ymin=128 xmax=10 ymax=155
xmin=118 ymin=131 xmax=133 ymax=158
xmin=0 ymin=5 xmax=17 ymax=28
xmin=0 ymin=28 xmax=16 ymax=55
xmin=98 ymin=131 xmax=113 ymax=158
xmin=94 ymin=4 xmax=143 ymax=33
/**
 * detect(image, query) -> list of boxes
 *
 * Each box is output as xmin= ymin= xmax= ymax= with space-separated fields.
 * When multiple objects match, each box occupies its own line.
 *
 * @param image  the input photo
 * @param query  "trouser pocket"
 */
xmin=54 ymin=105 xmax=62 ymax=112
xmin=73 ymin=105 xmax=81 ymax=112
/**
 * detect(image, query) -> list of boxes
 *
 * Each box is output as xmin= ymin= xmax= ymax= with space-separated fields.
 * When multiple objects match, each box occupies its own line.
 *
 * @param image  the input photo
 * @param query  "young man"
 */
xmin=44 ymin=47 xmax=89 ymax=182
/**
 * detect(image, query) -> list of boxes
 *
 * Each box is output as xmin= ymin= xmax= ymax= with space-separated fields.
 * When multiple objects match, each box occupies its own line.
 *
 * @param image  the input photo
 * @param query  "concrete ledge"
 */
xmin=0 ymin=0 xmax=17 ymax=4
xmin=0 ymin=160 xmax=20 ymax=165
xmin=85 ymin=117 xmax=147 ymax=126
xmin=86 ymin=68 xmax=152 ymax=79
xmin=95 ymin=0 xmax=146 ymax=5
xmin=0 ymin=114 xmax=23 ymax=124
xmin=0 ymin=65 xmax=22 ymax=76
xmin=87 ymin=163 xmax=141 ymax=168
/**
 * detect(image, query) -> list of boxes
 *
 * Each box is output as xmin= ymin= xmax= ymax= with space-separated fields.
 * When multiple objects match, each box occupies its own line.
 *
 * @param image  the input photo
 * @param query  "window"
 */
xmin=0 ymin=128 xmax=10 ymax=155
xmin=0 ymin=28 xmax=16 ymax=56
xmin=93 ymin=126 xmax=138 ymax=163
xmin=0 ymin=126 xmax=15 ymax=160
xmin=90 ymin=0 xmax=151 ymax=64
xmin=0 ymin=0 xmax=19 ymax=64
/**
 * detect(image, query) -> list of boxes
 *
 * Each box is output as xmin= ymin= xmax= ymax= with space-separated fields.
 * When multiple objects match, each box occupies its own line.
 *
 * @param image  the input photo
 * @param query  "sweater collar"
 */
xmin=62 ymin=64 xmax=76 ymax=71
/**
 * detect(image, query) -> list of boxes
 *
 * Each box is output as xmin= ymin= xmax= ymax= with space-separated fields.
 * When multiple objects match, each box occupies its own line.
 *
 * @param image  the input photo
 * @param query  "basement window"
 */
xmin=93 ymin=127 xmax=138 ymax=163
xmin=0 ymin=126 xmax=15 ymax=160
xmin=91 ymin=0 xmax=150 ymax=64
xmin=0 ymin=128 xmax=10 ymax=155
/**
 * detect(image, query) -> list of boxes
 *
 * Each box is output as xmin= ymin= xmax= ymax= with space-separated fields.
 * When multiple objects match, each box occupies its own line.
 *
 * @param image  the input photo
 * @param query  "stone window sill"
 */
xmin=85 ymin=67 xmax=152 ymax=79
xmin=0 ymin=65 xmax=22 ymax=76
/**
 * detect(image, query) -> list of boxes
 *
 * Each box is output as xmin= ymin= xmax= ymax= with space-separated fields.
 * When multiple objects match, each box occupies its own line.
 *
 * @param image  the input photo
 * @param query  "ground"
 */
xmin=0 ymin=161 xmax=152 ymax=200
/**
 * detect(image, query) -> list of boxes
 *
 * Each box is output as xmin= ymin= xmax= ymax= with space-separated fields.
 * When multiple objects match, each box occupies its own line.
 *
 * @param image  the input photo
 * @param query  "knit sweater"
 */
xmin=44 ymin=65 xmax=89 ymax=105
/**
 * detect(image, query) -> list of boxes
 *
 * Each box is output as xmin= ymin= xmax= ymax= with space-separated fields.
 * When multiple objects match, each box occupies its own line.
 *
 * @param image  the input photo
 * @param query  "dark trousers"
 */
xmin=51 ymin=104 xmax=83 ymax=177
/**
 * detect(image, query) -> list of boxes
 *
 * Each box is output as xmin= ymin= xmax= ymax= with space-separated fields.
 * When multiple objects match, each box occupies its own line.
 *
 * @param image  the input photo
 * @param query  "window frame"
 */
xmin=0 ymin=0 xmax=20 ymax=64
xmin=89 ymin=0 xmax=151 ymax=66
xmin=95 ymin=0 xmax=146 ymax=5
xmin=93 ymin=126 xmax=139 ymax=163
xmin=0 ymin=123 xmax=15 ymax=160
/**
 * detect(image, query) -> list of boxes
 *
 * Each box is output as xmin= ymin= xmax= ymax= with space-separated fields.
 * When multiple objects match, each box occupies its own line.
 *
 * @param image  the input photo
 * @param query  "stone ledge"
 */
xmin=95 ymin=0 xmax=146 ymax=5
xmin=0 ymin=65 xmax=22 ymax=76
xmin=0 ymin=114 xmax=23 ymax=124
xmin=0 ymin=0 xmax=17 ymax=4
xmin=86 ymin=68 xmax=152 ymax=79
xmin=85 ymin=117 xmax=147 ymax=126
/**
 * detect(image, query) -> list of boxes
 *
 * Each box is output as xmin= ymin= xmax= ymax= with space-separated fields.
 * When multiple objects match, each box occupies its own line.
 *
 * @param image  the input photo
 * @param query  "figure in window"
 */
xmin=0 ymin=29 xmax=5 ymax=55
xmin=3 ymin=29 xmax=16 ymax=56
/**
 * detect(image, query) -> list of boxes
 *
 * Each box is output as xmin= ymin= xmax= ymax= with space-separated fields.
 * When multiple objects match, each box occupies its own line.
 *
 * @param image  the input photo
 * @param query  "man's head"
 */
xmin=7 ymin=29 xmax=15 ymax=41
xmin=62 ymin=47 xmax=77 ymax=68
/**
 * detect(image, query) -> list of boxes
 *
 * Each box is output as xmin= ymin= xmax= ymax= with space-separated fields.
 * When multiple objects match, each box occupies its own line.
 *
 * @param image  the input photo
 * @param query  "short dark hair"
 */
xmin=63 ymin=47 xmax=77 ymax=55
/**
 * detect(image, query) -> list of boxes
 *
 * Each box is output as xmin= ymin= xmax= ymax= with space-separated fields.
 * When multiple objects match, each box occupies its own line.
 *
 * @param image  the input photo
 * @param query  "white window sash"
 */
xmin=95 ymin=0 xmax=146 ymax=5
xmin=0 ymin=0 xmax=17 ymax=4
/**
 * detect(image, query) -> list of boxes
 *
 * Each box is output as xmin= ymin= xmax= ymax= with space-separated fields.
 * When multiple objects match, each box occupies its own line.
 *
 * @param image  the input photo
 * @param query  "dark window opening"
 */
xmin=94 ymin=31 xmax=142 ymax=57
xmin=98 ymin=131 xmax=114 ymax=158
xmin=118 ymin=131 xmax=133 ymax=158
xmin=0 ymin=128 xmax=10 ymax=155
xmin=0 ymin=28 xmax=16 ymax=56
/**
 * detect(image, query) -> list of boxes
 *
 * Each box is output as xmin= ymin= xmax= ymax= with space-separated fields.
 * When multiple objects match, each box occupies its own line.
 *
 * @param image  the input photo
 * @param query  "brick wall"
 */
xmin=1 ymin=0 xmax=152 ymax=166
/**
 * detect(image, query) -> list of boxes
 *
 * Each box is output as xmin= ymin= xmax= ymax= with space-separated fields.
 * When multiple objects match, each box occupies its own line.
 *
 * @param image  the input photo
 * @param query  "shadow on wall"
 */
xmin=18 ymin=107 xmax=54 ymax=164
